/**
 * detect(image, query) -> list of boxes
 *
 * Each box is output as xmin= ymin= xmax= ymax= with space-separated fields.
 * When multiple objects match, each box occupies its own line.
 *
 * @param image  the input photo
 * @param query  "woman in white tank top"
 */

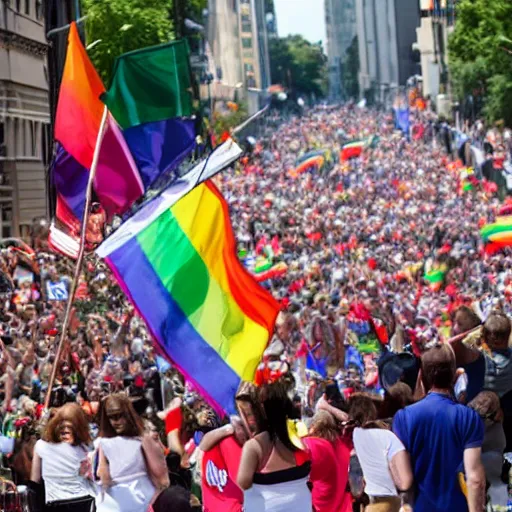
xmin=95 ymin=394 xmax=169 ymax=512
xmin=30 ymin=403 xmax=95 ymax=512
xmin=237 ymin=382 xmax=312 ymax=512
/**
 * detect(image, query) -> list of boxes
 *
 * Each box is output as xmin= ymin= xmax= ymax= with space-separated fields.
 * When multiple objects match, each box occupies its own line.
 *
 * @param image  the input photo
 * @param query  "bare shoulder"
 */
xmin=245 ymin=433 xmax=270 ymax=454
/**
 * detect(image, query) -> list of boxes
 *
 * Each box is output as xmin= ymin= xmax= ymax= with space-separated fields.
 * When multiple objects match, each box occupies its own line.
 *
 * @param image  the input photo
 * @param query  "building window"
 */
xmin=15 ymin=0 xmax=21 ymax=11
xmin=241 ymin=13 xmax=250 ymax=22
xmin=14 ymin=119 xmax=22 ymax=157
xmin=244 ymin=63 xmax=254 ymax=73
xmin=42 ymin=123 xmax=51 ymax=167
xmin=36 ymin=0 xmax=42 ymax=20
xmin=2 ymin=207 xmax=12 ymax=238
xmin=243 ymin=49 xmax=253 ymax=59
xmin=242 ymin=37 xmax=253 ymax=49
xmin=29 ymin=121 xmax=37 ymax=156
xmin=25 ymin=0 xmax=30 ymax=15
xmin=241 ymin=22 xmax=252 ymax=33
xmin=0 ymin=122 xmax=5 ymax=158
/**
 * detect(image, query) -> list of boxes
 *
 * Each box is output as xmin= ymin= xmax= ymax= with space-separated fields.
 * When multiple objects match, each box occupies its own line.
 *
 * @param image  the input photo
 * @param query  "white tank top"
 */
xmin=99 ymin=437 xmax=148 ymax=482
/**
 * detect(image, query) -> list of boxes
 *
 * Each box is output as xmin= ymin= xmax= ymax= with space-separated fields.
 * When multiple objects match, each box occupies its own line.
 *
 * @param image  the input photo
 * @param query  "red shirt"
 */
xmin=304 ymin=437 xmax=352 ymax=512
xmin=201 ymin=436 xmax=243 ymax=512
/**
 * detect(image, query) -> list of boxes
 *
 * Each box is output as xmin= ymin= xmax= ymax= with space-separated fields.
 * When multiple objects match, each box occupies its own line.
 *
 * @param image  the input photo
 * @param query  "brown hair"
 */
xmin=236 ymin=381 xmax=266 ymax=435
xmin=348 ymin=393 xmax=387 ymax=429
xmin=380 ymin=382 xmax=414 ymax=419
xmin=482 ymin=313 xmax=511 ymax=349
xmin=44 ymin=403 xmax=91 ymax=446
xmin=98 ymin=394 xmax=144 ymax=438
xmin=468 ymin=391 xmax=501 ymax=422
xmin=348 ymin=393 xmax=377 ymax=424
xmin=421 ymin=344 xmax=456 ymax=391
xmin=453 ymin=306 xmax=481 ymax=333
xmin=309 ymin=410 xmax=339 ymax=443
xmin=258 ymin=381 xmax=297 ymax=452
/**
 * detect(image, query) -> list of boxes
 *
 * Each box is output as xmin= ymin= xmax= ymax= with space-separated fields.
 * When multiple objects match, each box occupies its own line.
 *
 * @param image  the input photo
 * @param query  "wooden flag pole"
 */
xmin=44 ymin=105 xmax=109 ymax=410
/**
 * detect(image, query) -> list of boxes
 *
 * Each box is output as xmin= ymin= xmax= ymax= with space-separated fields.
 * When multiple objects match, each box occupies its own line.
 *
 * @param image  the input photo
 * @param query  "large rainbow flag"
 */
xmin=480 ymin=214 xmax=512 ymax=254
xmin=97 ymin=150 xmax=279 ymax=414
xmin=53 ymin=22 xmax=144 ymax=222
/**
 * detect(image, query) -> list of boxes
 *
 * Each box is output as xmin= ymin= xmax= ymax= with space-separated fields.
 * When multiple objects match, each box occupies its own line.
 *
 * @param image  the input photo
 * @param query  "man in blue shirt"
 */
xmin=393 ymin=345 xmax=485 ymax=512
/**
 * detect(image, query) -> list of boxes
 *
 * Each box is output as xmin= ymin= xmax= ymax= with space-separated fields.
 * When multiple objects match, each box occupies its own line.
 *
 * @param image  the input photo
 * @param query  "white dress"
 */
xmin=243 ymin=453 xmax=312 ymax=512
xmin=244 ymin=477 xmax=312 ymax=512
xmin=95 ymin=437 xmax=156 ymax=512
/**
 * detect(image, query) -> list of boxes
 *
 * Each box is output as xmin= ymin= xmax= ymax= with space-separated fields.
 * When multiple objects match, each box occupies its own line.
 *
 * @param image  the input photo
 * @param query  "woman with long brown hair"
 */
xmin=95 ymin=393 xmax=168 ymax=512
xmin=30 ymin=403 xmax=95 ymax=512
xmin=349 ymin=394 xmax=413 ymax=512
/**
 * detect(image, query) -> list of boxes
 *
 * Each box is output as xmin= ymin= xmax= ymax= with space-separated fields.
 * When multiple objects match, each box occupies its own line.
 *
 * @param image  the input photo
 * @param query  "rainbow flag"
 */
xmin=53 ymin=22 xmax=144 ymax=222
xmin=481 ymin=216 xmax=512 ymax=246
xmin=340 ymin=140 xmax=364 ymax=161
xmin=97 ymin=153 xmax=279 ymax=414
xmin=103 ymin=41 xmax=196 ymax=190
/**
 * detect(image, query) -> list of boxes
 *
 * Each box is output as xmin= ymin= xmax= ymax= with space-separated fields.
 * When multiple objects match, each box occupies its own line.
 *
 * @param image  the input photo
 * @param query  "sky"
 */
xmin=273 ymin=0 xmax=326 ymax=46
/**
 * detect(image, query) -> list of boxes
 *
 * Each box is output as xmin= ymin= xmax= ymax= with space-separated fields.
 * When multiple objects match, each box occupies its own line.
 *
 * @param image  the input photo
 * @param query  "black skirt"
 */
xmin=45 ymin=495 xmax=96 ymax=512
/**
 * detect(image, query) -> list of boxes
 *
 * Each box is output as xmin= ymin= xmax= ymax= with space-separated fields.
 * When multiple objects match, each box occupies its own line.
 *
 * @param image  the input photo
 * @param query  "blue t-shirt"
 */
xmin=393 ymin=392 xmax=484 ymax=512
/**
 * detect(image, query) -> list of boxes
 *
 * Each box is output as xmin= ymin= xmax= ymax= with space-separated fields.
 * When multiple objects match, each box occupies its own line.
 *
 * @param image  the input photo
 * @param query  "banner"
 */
xmin=46 ymin=279 xmax=69 ymax=301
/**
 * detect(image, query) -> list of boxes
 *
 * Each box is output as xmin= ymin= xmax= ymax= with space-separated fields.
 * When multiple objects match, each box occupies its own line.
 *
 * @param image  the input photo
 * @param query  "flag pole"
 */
xmin=44 ymin=105 xmax=109 ymax=410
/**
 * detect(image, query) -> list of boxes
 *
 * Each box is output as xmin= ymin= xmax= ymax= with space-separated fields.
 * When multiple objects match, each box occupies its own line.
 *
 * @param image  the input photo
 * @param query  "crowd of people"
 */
xmin=0 ymin=103 xmax=510 ymax=512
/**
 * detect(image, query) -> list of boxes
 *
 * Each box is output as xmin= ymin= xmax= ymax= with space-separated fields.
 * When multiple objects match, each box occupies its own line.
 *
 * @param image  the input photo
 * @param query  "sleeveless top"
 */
xmin=244 ymin=448 xmax=312 ymax=512
xmin=96 ymin=437 xmax=156 ymax=512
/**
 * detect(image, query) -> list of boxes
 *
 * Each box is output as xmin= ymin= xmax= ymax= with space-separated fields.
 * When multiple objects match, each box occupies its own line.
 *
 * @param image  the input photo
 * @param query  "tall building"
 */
xmin=356 ymin=0 xmax=420 ymax=104
xmin=0 ymin=0 xmax=51 ymax=238
xmin=237 ymin=0 xmax=271 ymax=91
xmin=265 ymin=0 xmax=278 ymax=40
xmin=414 ymin=0 xmax=456 ymax=111
xmin=207 ymin=0 xmax=244 ymax=89
xmin=325 ymin=0 xmax=357 ymax=101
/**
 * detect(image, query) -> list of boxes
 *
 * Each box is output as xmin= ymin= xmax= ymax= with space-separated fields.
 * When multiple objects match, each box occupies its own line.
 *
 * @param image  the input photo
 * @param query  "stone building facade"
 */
xmin=0 ymin=0 xmax=50 ymax=238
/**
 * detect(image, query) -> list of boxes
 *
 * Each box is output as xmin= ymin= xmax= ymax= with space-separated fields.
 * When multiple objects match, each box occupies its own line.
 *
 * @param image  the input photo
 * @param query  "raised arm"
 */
xmin=316 ymin=395 xmax=349 ymax=422
xmin=199 ymin=424 xmax=235 ymax=452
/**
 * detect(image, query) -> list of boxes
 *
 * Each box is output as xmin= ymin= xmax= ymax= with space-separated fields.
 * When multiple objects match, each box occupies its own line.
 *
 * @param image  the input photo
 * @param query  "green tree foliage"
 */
xmin=82 ymin=0 xmax=173 ymax=86
xmin=448 ymin=0 xmax=512 ymax=125
xmin=269 ymin=35 xmax=327 ymax=97
xmin=343 ymin=36 xmax=360 ymax=100
xmin=185 ymin=0 xmax=208 ymax=21
xmin=212 ymin=103 xmax=249 ymax=140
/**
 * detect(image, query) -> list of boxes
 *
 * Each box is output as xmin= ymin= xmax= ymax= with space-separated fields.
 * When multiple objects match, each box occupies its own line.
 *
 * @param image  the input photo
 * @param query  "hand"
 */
xmin=79 ymin=458 xmax=92 ymax=479
xmin=316 ymin=395 xmax=329 ymax=411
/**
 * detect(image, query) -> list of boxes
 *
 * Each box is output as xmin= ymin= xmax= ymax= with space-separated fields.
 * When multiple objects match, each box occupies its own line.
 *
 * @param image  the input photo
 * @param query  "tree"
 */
xmin=448 ymin=0 xmax=512 ymax=125
xmin=82 ymin=0 xmax=173 ymax=86
xmin=269 ymin=35 xmax=327 ymax=97
xmin=343 ymin=36 xmax=360 ymax=100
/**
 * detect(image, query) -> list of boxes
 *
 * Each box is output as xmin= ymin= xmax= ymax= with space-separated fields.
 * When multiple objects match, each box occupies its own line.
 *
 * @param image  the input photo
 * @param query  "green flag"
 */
xmin=103 ymin=40 xmax=193 ymax=129
xmin=424 ymin=269 xmax=445 ymax=284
